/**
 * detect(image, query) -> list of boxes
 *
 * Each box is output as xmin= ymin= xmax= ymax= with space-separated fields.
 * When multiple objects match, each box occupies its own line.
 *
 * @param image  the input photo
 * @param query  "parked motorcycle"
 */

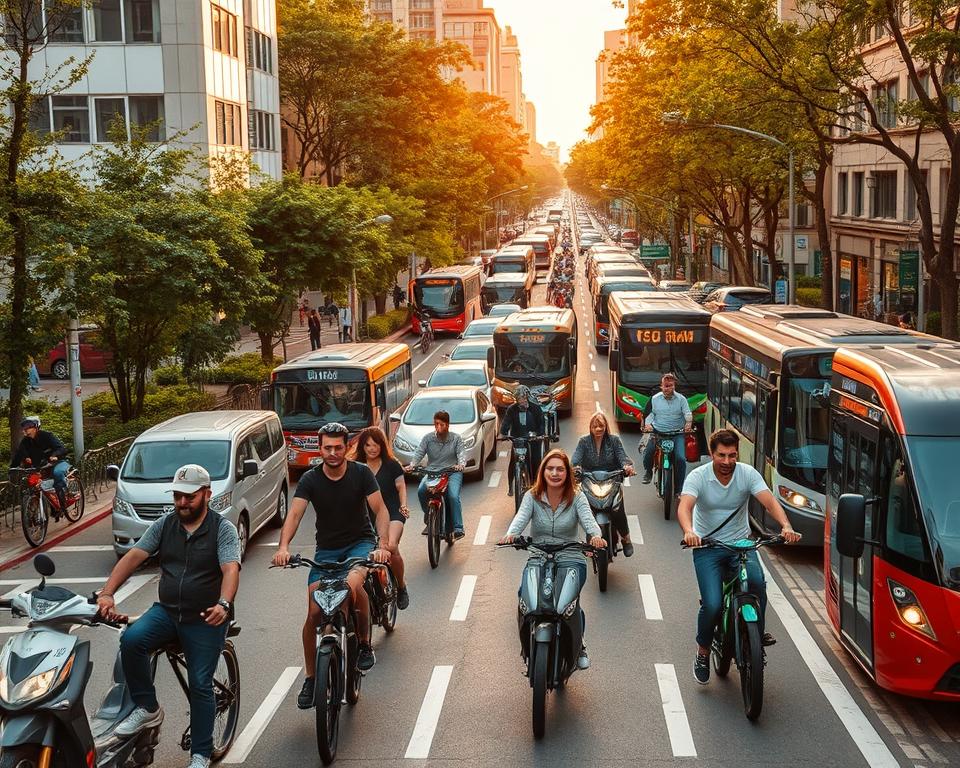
xmin=576 ymin=469 xmax=625 ymax=592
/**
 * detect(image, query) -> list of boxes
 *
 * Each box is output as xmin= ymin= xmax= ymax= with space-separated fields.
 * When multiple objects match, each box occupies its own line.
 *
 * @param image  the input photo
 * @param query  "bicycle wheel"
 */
xmin=314 ymin=649 xmax=341 ymax=765
xmin=427 ymin=506 xmax=441 ymax=569
xmin=531 ymin=641 xmax=549 ymax=740
xmin=64 ymin=475 xmax=85 ymax=522
xmin=662 ymin=464 xmax=674 ymax=521
xmin=711 ymin=612 xmax=733 ymax=678
xmin=739 ymin=619 xmax=765 ymax=720
xmin=21 ymin=494 xmax=46 ymax=548
xmin=517 ymin=466 xmax=531 ymax=509
xmin=419 ymin=332 xmax=430 ymax=354
xmin=345 ymin=635 xmax=362 ymax=705
xmin=210 ymin=640 xmax=241 ymax=760
xmin=380 ymin=567 xmax=398 ymax=633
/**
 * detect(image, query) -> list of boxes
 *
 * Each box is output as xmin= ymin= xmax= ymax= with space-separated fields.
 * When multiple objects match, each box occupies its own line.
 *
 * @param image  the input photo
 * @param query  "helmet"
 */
xmin=514 ymin=385 xmax=532 ymax=403
xmin=20 ymin=416 xmax=40 ymax=430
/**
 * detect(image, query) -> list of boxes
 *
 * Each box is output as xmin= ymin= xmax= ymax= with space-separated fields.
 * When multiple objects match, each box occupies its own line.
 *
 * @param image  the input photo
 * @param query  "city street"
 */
xmin=1 ymin=198 xmax=958 ymax=768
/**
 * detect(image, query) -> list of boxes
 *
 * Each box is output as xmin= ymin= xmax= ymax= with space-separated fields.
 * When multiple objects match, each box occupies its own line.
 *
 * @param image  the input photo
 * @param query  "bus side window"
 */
xmin=719 ymin=364 xmax=731 ymax=419
xmin=762 ymin=390 xmax=777 ymax=461
xmin=729 ymin=368 xmax=743 ymax=430
xmin=741 ymin=375 xmax=757 ymax=442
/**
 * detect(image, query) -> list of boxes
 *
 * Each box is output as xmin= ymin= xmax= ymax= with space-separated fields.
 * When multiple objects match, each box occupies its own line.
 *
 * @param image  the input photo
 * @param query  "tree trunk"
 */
xmin=741 ymin=186 xmax=755 ymax=286
xmin=813 ymin=150 xmax=834 ymax=310
xmin=374 ymin=291 xmax=387 ymax=315
xmin=258 ymin=331 xmax=274 ymax=364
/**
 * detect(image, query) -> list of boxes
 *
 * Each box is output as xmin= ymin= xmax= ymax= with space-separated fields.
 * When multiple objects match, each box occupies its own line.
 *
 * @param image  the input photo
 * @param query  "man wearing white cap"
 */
xmin=97 ymin=464 xmax=241 ymax=768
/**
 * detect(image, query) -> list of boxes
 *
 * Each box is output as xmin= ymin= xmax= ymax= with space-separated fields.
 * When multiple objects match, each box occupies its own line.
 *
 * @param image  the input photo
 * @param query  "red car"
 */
xmin=36 ymin=328 xmax=113 ymax=379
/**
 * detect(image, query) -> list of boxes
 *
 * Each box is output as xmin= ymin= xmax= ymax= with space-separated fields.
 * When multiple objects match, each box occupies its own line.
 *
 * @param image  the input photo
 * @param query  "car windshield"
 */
xmin=494 ymin=332 xmax=570 ymax=380
xmin=122 ymin=440 xmax=231 ymax=482
xmin=488 ymin=305 xmax=519 ymax=317
xmin=483 ymin=285 xmax=524 ymax=304
xmin=492 ymin=262 xmax=525 ymax=274
xmin=428 ymin=369 xmax=487 ymax=388
xmin=779 ymin=355 xmax=832 ymax=492
xmin=619 ymin=325 xmax=708 ymax=392
xmin=273 ymin=381 xmax=370 ymax=431
xmin=728 ymin=291 xmax=771 ymax=307
xmin=463 ymin=322 xmax=498 ymax=339
xmin=449 ymin=345 xmax=487 ymax=361
xmin=405 ymin=397 xmax=476 ymax=425
xmin=906 ymin=437 xmax=960 ymax=591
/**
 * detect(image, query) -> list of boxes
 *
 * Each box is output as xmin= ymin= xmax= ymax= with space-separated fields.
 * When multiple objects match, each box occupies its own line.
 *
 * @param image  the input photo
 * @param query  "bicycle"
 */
xmin=415 ymin=311 xmax=434 ymax=354
xmin=681 ymin=535 xmax=785 ymax=721
xmin=407 ymin=468 xmax=459 ymax=569
xmin=11 ymin=463 xmax=85 ymax=548
xmin=645 ymin=429 xmax=688 ymax=521
xmin=271 ymin=553 xmax=395 ymax=765
xmin=500 ymin=435 xmax=547 ymax=513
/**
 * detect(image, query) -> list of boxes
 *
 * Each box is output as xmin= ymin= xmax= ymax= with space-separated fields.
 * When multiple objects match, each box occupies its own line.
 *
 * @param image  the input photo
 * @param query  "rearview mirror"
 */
xmin=418 ymin=379 xmax=427 ymax=388
xmin=389 ymin=412 xmax=402 ymax=423
xmin=480 ymin=412 xmax=496 ymax=423
xmin=609 ymin=348 xmax=619 ymax=371
xmin=241 ymin=459 xmax=259 ymax=480
xmin=486 ymin=348 xmax=495 ymax=369
xmin=34 ymin=554 xmax=55 ymax=577
xmin=106 ymin=464 xmax=120 ymax=482
xmin=835 ymin=493 xmax=866 ymax=558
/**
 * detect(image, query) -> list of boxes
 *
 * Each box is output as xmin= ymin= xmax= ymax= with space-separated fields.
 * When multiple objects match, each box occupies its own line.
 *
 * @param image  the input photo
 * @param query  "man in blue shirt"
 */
xmin=640 ymin=373 xmax=692 ymax=486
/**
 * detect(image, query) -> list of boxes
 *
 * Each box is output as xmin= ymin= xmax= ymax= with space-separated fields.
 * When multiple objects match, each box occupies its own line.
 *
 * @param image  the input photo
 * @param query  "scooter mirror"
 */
xmin=34 ymin=553 xmax=56 ymax=577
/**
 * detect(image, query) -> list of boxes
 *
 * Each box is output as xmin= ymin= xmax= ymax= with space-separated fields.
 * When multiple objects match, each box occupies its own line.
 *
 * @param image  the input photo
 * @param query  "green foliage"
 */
xmin=797 ymin=275 xmax=822 ymax=289
xmin=365 ymin=309 xmax=411 ymax=340
xmin=152 ymin=365 xmax=185 ymax=386
xmin=206 ymin=353 xmax=280 ymax=385
xmin=926 ymin=312 xmax=941 ymax=337
xmin=796 ymin=287 xmax=822 ymax=307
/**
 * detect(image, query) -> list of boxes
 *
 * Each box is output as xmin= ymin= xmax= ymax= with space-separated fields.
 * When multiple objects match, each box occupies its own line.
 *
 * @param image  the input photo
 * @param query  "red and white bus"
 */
xmin=410 ymin=264 xmax=484 ymax=336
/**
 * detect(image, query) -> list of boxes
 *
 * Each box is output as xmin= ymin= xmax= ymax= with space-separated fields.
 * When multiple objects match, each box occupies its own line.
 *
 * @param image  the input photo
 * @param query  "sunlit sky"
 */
xmin=490 ymin=0 xmax=627 ymax=163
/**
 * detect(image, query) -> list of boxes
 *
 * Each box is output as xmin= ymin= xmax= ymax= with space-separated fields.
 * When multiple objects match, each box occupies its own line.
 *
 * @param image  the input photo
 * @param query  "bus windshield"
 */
xmin=492 ymin=262 xmax=524 ymax=274
xmin=906 ymin=436 xmax=960 ymax=591
xmin=779 ymin=355 xmax=832 ymax=491
xmin=483 ymin=284 xmax=524 ymax=304
xmin=273 ymin=380 xmax=371 ymax=431
xmin=619 ymin=326 xmax=707 ymax=391
xmin=495 ymin=332 xmax=570 ymax=381
xmin=414 ymin=279 xmax=464 ymax=318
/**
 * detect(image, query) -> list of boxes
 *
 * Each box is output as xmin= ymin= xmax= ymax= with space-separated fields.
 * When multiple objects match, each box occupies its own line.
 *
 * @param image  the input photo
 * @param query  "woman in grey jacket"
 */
xmin=500 ymin=449 xmax=606 ymax=669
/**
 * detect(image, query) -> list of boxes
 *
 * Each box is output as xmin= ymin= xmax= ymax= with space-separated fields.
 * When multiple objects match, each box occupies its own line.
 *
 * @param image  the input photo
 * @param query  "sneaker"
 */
xmin=115 ymin=706 xmax=164 ymax=737
xmin=453 ymin=529 xmax=466 ymax=541
xmin=577 ymin=645 xmax=591 ymax=670
xmin=761 ymin=632 xmax=777 ymax=647
xmin=641 ymin=470 xmax=652 ymax=484
xmin=296 ymin=676 xmax=314 ymax=709
xmin=357 ymin=645 xmax=376 ymax=671
xmin=187 ymin=756 xmax=211 ymax=768
xmin=397 ymin=586 xmax=410 ymax=610
xmin=622 ymin=542 xmax=635 ymax=558
xmin=507 ymin=483 xmax=513 ymax=497
xmin=693 ymin=653 xmax=710 ymax=685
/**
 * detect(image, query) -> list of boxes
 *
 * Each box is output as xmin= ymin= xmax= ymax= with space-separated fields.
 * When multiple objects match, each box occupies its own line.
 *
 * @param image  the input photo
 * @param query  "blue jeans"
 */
xmin=417 ymin=472 xmax=464 ymax=532
xmin=120 ymin=603 xmax=229 ymax=758
xmin=50 ymin=460 xmax=69 ymax=492
xmin=642 ymin=435 xmax=687 ymax=488
xmin=692 ymin=548 xmax=766 ymax=649
xmin=307 ymin=540 xmax=375 ymax=585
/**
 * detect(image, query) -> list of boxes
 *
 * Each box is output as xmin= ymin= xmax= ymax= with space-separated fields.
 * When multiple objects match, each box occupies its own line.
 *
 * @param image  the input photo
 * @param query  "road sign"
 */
xmin=639 ymin=244 xmax=670 ymax=260
xmin=775 ymin=278 xmax=788 ymax=304
xmin=898 ymin=250 xmax=919 ymax=293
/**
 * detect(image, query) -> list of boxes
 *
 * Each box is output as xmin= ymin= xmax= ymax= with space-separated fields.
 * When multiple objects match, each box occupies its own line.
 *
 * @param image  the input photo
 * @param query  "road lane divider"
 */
xmin=593 ymin=381 xmax=600 ymax=392
xmin=595 ymin=401 xmax=603 ymax=412
xmin=405 ymin=665 xmax=454 ymax=759
xmin=222 ymin=666 xmax=302 ymax=764
xmin=628 ymin=515 xmax=642 ymax=544
xmin=412 ymin=345 xmax=444 ymax=373
xmin=49 ymin=544 xmax=116 ymax=553
xmin=591 ymin=364 xmax=596 ymax=372
xmin=654 ymin=663 xmax=697 ymax=758
xmin=498 ymin=450 xmax=508 ymax=459
xmin=473 ymin=516 xmax=491 ymax=546
xmin=449 ymin=575 xmax=477 ymax=621
xmin=623 ymin=476 xmax=631 ymax=486
xmin=637 ymin=574 xmax=663 ymax=620
xmin=487 ymin=471 xmax=502 ymax=489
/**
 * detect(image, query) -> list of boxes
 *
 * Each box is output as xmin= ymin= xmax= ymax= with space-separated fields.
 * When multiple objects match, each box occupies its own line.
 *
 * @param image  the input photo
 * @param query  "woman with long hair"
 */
xmin=352 ymin=427 xmax=410 ymax=609
xmin=499 ymin=449 xmax=605 ymax=669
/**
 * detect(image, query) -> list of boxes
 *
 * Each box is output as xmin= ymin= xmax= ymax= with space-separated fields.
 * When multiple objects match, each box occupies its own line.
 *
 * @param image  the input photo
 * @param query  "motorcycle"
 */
xmin=0 ymin=555 xmax=241 ymax=767
xmin=499 ymin=538 xmax=597 ymax=739
xmin=576 ymin=469 xmax=624 ymax=592
xmin=407 ymin=468 xmax=458 ymax=569
xmin=529 ymin=386 xmax=560 ymax=444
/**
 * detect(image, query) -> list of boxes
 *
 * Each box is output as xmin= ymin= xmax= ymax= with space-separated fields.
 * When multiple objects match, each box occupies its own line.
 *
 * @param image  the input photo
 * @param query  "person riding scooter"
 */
xmin=500 ymin=385 xmax=545 ymax=496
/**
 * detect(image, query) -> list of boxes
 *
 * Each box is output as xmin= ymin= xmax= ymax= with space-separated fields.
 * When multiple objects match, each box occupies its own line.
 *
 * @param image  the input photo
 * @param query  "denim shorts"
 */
xmin=308 ymin=540 xmax=376 ymax=585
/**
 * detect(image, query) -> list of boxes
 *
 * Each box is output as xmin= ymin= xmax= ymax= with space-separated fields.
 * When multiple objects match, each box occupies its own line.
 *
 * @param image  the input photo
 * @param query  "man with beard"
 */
xmin=97 ymin=464 xmax=241 ymax=768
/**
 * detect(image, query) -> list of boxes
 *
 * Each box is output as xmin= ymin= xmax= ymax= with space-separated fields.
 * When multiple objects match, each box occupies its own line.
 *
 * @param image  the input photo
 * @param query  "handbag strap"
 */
xmin=702 ymin=506 xmax=742 ymax=541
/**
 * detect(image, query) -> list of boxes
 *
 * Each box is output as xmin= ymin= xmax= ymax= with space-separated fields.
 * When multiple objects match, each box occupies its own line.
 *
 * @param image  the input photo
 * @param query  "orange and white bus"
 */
xmin=410 ymin=265 xmax=484 ymax=336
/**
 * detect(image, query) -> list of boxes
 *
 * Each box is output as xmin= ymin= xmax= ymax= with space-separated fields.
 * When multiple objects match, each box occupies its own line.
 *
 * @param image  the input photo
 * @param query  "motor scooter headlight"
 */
xmin=0 ymin=652 xmax=74 ymax=706
xmin=587 ymin=481 xmax=613 ymax=499
xmin=561 ymin=600 xmax=579 ymax=619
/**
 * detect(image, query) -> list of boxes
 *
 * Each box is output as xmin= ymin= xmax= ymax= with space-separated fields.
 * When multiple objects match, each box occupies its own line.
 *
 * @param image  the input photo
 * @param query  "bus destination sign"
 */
xmin=422 ymin=279 xmax=455 ymax=286
xmin=634 ymin=329 xmax=696 ymax=344
xmin=518 ymin=334 xmax=546 ymax=344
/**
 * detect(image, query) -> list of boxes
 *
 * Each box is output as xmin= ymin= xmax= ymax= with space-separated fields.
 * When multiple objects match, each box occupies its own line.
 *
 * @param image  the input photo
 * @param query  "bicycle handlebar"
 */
xmin=405 ymin=466 xmax=459 ymax=478
xmin=270 ymin=553 xmax=387 ymax=571
xmin=680 ymin=534 xmax=786 ymax=551
xmin=497 ymin=537 xmax=600 ymax=555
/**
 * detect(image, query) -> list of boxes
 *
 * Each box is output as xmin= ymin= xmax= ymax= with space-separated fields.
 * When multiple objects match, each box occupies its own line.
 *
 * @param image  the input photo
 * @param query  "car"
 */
xmin=447 ymin=340 xmax=493 ymax=364
xmin=486 ymin=303 xmax=522 ymax=318
xmin=460 ymin=316 xmax=503 ymax=341
xmin=658 ymin=280 xmax=693 ymax=292
xmin=702 ymin=286 xmax=773 ymax=313
xmin=687 ymin=281 xmax=728 ymax=303
xmin=390 ymin=386 xmax=497 ymax=480
xmin=36 ymin=327 xmax=113 ymax=379
xmin=418 ymin=360 xmax=493 ymax=400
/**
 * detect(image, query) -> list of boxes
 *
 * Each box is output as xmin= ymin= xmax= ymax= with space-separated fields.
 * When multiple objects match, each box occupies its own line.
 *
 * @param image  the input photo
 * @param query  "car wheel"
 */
xmin=237 ymin=514 xmax=250 ymax=562
xmin=51 ymin=359 xmax=69 ymax=380
xmin=270 ymin=486 xmax=288 ymax=528
xmin=475 ymin=450 xmax=485 ymax=482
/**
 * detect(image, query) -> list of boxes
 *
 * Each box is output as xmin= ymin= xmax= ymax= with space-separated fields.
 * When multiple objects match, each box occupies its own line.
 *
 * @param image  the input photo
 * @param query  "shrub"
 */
xmin=206 ymin=353 xmax=279 ymax=385
xmin=153 ymin=365 xmax=184 ymax=385
xmin=796 ymin=287 xmax=822 ymax=308
xmin=797 ymin=275 xmax=822 ymax=289
xmin=925 ymin=311 xmax=941 ymax=337
xmin=365 ymin=308 xmax=411 ymax=340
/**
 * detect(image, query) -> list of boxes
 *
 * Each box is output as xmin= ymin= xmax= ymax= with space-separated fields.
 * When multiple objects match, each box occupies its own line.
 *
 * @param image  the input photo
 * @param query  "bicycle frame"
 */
xmin=719 ymin=552 xmax=763 ymax=667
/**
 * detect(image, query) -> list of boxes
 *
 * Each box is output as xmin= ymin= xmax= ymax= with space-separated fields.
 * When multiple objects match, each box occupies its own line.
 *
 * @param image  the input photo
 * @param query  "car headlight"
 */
xmin=493 ymin=386 xmax=516 ymax=404
xmin=113 ymin=497 xmax=134 ymax=517
xmin=463 ymin=435 xmax=477 ymax=449
xmin=287 ymin=448 xmax=297 ymax=462
xmin=776 ymin=486 xmax=822 ymax=513
xmin=209 ymin=491 xmax=232 ymax=513
xmin=394 ymin=435 xmax=415 ymax=452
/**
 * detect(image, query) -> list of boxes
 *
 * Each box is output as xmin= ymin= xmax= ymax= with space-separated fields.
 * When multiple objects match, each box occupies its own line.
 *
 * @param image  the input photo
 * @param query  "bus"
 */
xmin=271 ymin=343 xmax=413 ymax=469
xmin=481 ymin=272 xmax=535 ymax=310
xmin=510 ymin=234 xmax=553 ymax=272
xmin=410 ymin=264 xmax=484 ymax=336
xmin=589 ymin=262 xmax=651 ymax=295
xmin=591 ymin=276 xmax=658 ymax=354
xmin=487 ymin=307 xmax=578 ymax=414
xmin=826 ymin=342 xmax=960 ymax=700
xmin=706 ymin=306 xmax=928 ymax=541
xmin=547 ymin=206 xmax=564 ymax=223
xmin=607 ymin=293 xmax=711 ymax=433
xmin=491 ymin=245 xmax=535 ymax=276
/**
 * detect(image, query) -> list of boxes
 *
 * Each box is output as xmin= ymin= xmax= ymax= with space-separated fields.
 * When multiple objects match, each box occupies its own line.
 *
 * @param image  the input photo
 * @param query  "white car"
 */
xmin=487 ymin=303 xmax=522 ymax=318
xmin=390 ymin=387 xmax=498 ymax=480
xmin=447 ymin=340 xmax=493 ymax=364
xmin=419 ymin=360 xmax=493 ymax=400
xmin=460 ymin=316 xmax=503 ymax=341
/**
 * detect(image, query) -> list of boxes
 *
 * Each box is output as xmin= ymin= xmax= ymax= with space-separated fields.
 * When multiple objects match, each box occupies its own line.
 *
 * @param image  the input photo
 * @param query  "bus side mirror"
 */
xmin=487 ymin=348 xmax=495 ymax=369
xmin=609 ymin=349 xmax=619 ymax=372
xmin=376 ymin=386 xmax=386 ymax=410
xmin=417 ymin=379 xmax=427 ymax=388
xmin=836 ymin=494 xmax=866 ymax=558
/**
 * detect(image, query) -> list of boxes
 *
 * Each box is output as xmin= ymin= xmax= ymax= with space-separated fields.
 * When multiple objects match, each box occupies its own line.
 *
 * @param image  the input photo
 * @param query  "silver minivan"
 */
xmin=108 ymin=410 xmax=289 ymax=560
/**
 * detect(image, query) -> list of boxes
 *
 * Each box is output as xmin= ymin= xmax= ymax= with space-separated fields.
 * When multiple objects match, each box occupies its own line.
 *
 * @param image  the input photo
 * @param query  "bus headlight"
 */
xmin=888 ymin=579 xmax=937 ymax=640
xmin=777 ymin=486 xmax=822 ymax=513
xmin=493 ymin=386 xmax=516 ymax=405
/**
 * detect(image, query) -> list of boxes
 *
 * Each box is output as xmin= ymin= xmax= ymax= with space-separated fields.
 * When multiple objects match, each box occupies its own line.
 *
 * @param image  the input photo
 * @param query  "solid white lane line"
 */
xmin=222 ymin=666 xmax=302 ymax=764
xmin=473 ymin=516 xmax=491 ymax=546
xmin=412 ymin=346 xmax=444 ymax=373
xmin=655 ymin=664 xmax=697 ymax=758
xmin=593 ymin=381 xmax=600 ymax=392
xmin=595 ymin=401 xmax=603 ymax=412
xmin=49 ymin=544 xmax=115 ymax=553
xmin=627 ymin=515 xmax=642 ymax=543
xmin=113 ymin=574 xmax=154 ymax=605
xmin=637 ymin=574 xmax=663 ymax=620
xmin=760 ymin=559 xmax=899 ymax=768
xmin=405 ymin=665 xmax=454 ymax=759
xmin=449 ymin=575 xmax=478 ymax=621
xmin=487 ymin=471 xmax=502 ymax=489
xmin=589 ymin=353 xmax=593 ymax=360
xmin=498 ymin=450 xmax=508 ymax=459
xmin=623 ymin=476 xmax=631 ymax=486
xmin=590 ymin=364 xmax=596 ymax=372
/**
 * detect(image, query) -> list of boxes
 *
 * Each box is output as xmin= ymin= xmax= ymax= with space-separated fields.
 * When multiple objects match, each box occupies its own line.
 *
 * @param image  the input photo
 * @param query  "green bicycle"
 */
xmin=684 ymin=534 xmax=784 ymax=720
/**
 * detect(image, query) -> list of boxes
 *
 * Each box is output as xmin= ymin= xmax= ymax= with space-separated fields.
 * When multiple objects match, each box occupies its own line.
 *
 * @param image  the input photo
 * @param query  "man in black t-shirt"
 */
xmin=273 ymin=423 xmax=391 ymax=709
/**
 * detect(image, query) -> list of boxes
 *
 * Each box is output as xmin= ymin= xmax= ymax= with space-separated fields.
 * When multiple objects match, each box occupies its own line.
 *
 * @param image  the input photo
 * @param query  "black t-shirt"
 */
xmin=368 ymin=459 xmax=404 ymax=517
xmin=294 ymin=461 xmax=379 ymax=549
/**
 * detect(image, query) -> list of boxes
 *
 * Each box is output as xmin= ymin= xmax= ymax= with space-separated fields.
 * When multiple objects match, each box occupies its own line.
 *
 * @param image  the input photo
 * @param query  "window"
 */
xmin=944 ymin=67 xmax=960 ymax=112
xmin=852 ymin=171 xmax=864 ymax=216
xmin=215 ymin=100 xmax=243 ymax=145
xmin=882 ymin=438 xmax=930 ymax=566
xmin=728 ymin=368 xmax=743 ymax=430
xmin=52 ymin=95 xmax=89 ymax=142
xmin=873 ymin=79 xmax=898 ymax=128
xmin=94 ymin=97 xmax=126 ymax=142
xmin=129 ymin=95 xmax=163 ymax=141
xmin=235 ymin=436 xmax=254 ymax=475
xmin=249 ymin=110 xmax=274 ymax=150
xmin=49 ymin=5 xmax=84 ymax=42
xmin=410 ymin=0 xmax=434 ymax=8
xmin=940 ymin=167 xmax=951 ymax=220
xmin=741 ymin=375 xmax=758 ymax=441
xmin=212 ymin=4 xmax=238 ymax=56
xmin=266 ymin=419 xmax=285 ymax=455
xmin=872 ymin=170 xmax=897 ymax=218
xmin=410 ymin=12 xmax=434 ymax=29
xmin=795 ymin=202 xmax=810 ymax=227
xmin=125 ymin=0 xmax=159 ymax=43
xmin=838 ymin=172 xmax=848 ymax=214
xmin=247 ymin=28 xmax=273 ymax=72
xmin=873 ymin=21 xmax=886 ymax=41
xmin=907 ymin=71 xmax=929 ymax=103
xmin=92 ymin=0 xmax=123 ymax=41
xmin=29 ymin=96 xmax=51 ymax=135
xmin=251 ymin=425 xmax=273 ymax=461
xmin=905 ymin=168 xmax=927 ymax=221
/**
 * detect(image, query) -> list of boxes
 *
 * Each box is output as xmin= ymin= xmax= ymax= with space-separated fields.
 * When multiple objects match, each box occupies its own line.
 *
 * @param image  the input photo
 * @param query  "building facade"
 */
xmin=499 ymin=24 xmax=524 ymax=126
xmin=9 ymin=0 xmax=280 ymax=185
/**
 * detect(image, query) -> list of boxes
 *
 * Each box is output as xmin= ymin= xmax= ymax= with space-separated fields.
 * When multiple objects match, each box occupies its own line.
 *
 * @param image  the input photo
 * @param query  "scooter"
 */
xmin=576 ymin=469 xmax=625 ymax=593
xmin=0 ymin=554 xmax=241 ymax=767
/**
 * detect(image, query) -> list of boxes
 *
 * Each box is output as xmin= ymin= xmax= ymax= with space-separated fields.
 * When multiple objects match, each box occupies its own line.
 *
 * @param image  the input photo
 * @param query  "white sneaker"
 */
xmin=187 ymin=756 xmax=211 ymax=768
xmin=577 ymin=647 xmax=591 ymax=670
xmin=114 ymin=706 xmax=164 ymax=737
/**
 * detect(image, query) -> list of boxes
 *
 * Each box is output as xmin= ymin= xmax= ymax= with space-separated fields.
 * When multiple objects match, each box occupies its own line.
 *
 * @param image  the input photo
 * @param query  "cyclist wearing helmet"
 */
xmin=500 ymin=386 xmax=545 ymax=496
xmin=11 ymin=416 xmax=70 ymax=516
xmin=272 ymin=422 xmax=392 ymax=709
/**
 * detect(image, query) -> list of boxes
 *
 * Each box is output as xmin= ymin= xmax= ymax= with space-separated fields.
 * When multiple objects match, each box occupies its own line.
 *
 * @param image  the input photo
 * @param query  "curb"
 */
xmin=385 ymin=325 xmax=415 ymax=344
xmin=0 ymin=500 xmax=113 ymax=573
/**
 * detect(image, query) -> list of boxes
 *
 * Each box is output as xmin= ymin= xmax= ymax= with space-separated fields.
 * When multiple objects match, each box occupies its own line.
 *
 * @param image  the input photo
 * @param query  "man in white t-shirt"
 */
xmin=678 ymin=429 xmax=802 ymax=685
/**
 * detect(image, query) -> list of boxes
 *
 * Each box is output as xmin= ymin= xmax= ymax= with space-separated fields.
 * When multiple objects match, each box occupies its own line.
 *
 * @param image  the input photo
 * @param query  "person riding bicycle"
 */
xmin=11 ymin=416 xmax=71 ymax=516
xmin=404 ymin=410 xmax=467 ymax=540
xmin=571 ymin=411 xmax=637 ymax=557
xmin=96 ymin=464 xmax=241 ymax=768
xmin=678 ymin=429 xmax=802 ymax=685
xmin=639 ymin=373 xmax=692 ymax=487
xmin=499 ymin=449 xmax=606 ymax=670
xmin=500 ymin=385 xmax=545 ymax=497
xmin=272 ymin=422 xmax=392 ymax=708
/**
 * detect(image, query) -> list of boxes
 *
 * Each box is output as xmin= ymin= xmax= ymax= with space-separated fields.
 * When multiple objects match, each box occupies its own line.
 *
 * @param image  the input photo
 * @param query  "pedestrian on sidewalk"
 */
xmin=27 ymin=357 xmax=42 ymax=392
xmin=339 ymin=305 xmax=353 ymax=343
xmin=324 ymin=298 xmax=338 ymax=328
xmin=308 ymin=309 xmax=322 ymax=350
xmin=392 ymin=283 xmax=404 ymax=310
xmin=298 ymin=297 xmax=310 ymax=328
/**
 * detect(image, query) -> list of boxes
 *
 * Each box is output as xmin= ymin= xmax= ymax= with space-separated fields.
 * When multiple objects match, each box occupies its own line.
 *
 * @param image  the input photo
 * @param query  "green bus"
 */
xmin=607 ymin=293 xmax=711 ymax=432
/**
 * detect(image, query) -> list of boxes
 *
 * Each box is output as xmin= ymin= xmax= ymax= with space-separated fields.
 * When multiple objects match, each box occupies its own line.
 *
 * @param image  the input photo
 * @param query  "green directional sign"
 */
xmin=639 ymin=244 xmax=670 ymax=260
xmin=899 ymin=250 xmax=919 ymax=293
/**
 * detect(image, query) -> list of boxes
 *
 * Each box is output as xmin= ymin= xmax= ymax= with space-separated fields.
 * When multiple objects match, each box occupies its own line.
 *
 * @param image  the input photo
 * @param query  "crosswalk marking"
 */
xmin=49 ymin=544 xmax=115 ymax=553
xmin=222 ymin=666 xmax=302 ymax=764
xmin=449 ymin=575 xmax=477 ymax=621
xmin=655 ymin=663 xmax=697 ymax=757
xmin=637 ymin=574 xmax=663 ymax=620
xmin=405 ymin=665 xmax=454 ymax=759
xmin=473 ymin=516 xmax=491 ymax=546
xmin=487 ymin=471 xmax=502 ymax=489
xmin=628 ymin=516 xmax=642 ymax=544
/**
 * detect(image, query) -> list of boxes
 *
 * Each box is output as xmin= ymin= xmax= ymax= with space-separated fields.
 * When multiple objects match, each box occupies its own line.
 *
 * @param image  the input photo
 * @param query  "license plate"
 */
xmin=309 ymin=457 xmax=323 ymax=466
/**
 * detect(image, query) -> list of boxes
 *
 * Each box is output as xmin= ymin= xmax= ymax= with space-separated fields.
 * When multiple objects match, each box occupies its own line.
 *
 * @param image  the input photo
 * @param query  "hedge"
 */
xmin=796 ymin=287 xmax=822 ymax=307
xmin=205 ymin=353 xmax=280 ymax=385
xmin=366 ymin=308 xmax=411 ymax=340
xmin=797 ymin=275 xmax=822 ymax=289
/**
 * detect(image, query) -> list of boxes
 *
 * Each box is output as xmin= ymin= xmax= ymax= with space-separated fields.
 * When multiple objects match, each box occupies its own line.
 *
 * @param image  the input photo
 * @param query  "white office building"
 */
xmin=6 ymin=0 xmax=280 ymax=184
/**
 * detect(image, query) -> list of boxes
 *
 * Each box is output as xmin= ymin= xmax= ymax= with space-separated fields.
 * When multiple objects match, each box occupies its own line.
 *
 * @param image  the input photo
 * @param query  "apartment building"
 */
xmin=8 ymin=0 xmax=280 ymax=185
xmin=499 ymin=24 xmax=524 ymax=126
xmin=368 ymin=0 xmax=442 ymax=41
xmin=593 ymin=28 xmax=626 ymax=139
xmin=525 ymin=100 xmax=537 ymax=148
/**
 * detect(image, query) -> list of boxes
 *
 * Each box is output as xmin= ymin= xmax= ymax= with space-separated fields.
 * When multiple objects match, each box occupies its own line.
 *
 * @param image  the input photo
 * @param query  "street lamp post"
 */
xmin=600 ymin=184 xmax=685 ymax=277
xmin=349 ymin=214 xmax=394 ymax=341
xmin=662 ymin=112 xmax=795 ymax=303
xmin=482 ymin=185 xmax=528 ymax=250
